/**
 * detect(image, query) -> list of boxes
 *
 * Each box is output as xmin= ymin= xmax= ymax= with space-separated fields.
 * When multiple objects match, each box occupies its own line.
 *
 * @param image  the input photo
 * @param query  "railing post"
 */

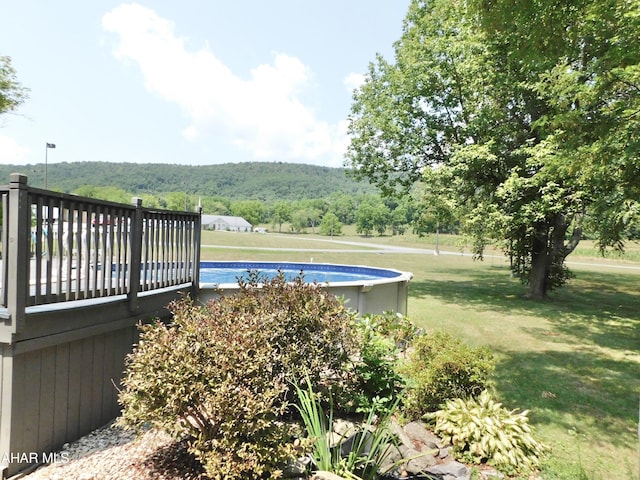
xmin=191 ymin=205 xmax=202 ymax=300
xmin=1 ymin=192 xmax=8 ymax=307
xmin=6 ymin=174 xmax=30 ymax=336
xmin=128 ymin=197 xmax=143 ymax=313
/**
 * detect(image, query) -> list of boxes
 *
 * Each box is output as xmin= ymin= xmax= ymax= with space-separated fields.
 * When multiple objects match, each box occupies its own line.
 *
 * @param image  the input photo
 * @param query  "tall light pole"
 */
xmin=45 ymin=142 xmax=55 ymax=189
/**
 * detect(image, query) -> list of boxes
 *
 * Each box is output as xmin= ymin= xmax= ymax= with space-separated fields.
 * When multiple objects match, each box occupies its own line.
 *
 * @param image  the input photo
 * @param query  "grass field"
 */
xmin=200 ymin=229 xmax=640 ymax=479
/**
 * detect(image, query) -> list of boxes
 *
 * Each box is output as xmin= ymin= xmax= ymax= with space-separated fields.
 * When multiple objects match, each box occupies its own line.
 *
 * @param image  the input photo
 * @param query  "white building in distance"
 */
xmin=201 ymin=214 xmax=252 ymax=232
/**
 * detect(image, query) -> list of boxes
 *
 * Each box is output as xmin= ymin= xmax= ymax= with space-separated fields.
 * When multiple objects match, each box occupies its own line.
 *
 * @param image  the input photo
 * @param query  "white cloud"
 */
xmin=0 ymin=135 xmax=31 ymax=164
xmin=344 ymin=72 xmax=366 ymax=93
xmin=102 ymin=3 xmax=347 ymax=166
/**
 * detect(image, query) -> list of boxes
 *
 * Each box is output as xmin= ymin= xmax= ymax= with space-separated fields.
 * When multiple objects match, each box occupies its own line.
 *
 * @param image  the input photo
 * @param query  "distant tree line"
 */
xmin=68 ymin=184 xmax=459 ymax=238
xmin=212 ymin=190 xmax=459 ymax=238
xmin=0 ymin=157 xmax=460 ymax=237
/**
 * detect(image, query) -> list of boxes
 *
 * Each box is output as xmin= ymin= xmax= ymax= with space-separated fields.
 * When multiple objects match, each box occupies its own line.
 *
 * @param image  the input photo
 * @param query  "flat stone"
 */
xmin=377 ymin=443 xmax=404 ymax=474
xmin=426 ymin=460 xmax=471 ymax=480
xmin=403 ymin=421 xmax=443 ymax=449
xmin=327 ymin=431 xmax=343 ymax=447
xmin=339 ymin=430 xmax=374 ymax=458
xmin=333 ymin=418 xmax=357 ymax=437
xmin=403 ymin=447 xmax=439 ymax=473
xmin=390 ymin=420 xmax=416 ymax=450
xmin=283 ymin=456 xmax=311 ymax=477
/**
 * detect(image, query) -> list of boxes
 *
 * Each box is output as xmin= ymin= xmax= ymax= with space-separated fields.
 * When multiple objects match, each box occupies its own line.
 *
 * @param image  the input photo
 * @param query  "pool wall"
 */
xmin=198 ymin=261 xmax=413 ymax=316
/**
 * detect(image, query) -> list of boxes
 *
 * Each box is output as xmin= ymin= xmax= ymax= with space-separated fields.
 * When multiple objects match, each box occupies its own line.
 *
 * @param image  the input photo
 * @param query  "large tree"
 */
xmin=346 ymin=0 xmax=640 ymax=298
xmin=0 ymin=56 xmax=28 ymax=118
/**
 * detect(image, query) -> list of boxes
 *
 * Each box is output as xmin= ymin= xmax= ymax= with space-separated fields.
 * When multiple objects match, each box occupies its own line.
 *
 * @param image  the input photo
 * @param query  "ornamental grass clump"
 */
xmin=293 ymin=376 xmax=398 ymax=480
xmin=118 ymin=272 xmax=359 ymax=480
xmin=427 ymin=390 xmax=548 ymax=475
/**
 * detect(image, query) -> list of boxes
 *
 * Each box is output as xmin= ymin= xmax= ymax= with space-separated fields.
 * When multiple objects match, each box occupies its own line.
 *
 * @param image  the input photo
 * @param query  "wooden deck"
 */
xmin=0 ymin=174 xmax=201 ymax=478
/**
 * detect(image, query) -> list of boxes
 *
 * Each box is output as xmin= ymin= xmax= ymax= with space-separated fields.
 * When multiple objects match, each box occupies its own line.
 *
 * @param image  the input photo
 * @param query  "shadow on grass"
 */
xmin=493 ymin=349 xmax=639 ymax=450
xmin=409 ymin=265 xmax=640 ymax=354
xmin=408 ymin=264 xmax=640 ymax=453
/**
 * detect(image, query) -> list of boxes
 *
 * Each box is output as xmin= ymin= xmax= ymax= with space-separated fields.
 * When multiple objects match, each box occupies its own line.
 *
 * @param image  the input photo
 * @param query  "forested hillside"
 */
xmin=0 ymin=162 xmax=376 ymax=201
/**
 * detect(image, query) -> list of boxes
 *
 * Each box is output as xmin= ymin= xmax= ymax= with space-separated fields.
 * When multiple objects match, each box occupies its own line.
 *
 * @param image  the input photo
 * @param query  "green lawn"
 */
xmin=200 ymin=229 xmax=640 ymax=479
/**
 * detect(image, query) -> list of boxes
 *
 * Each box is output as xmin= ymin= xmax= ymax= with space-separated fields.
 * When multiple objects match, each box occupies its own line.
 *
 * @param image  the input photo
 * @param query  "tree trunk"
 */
xmin=527 ymin=225 xmax=550 ymax=299
xmin=527 ymin=214 xmax=582 ymax=299
xmin=528 ymin=256 xmax=548 ymax=299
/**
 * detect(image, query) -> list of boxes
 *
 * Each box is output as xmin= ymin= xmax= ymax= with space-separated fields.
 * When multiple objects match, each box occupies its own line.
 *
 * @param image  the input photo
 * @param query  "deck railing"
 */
xmin=0 ymin=173 xmax=202 ymax=478
xmin=0 ymin=173 xmax=201 ymax=310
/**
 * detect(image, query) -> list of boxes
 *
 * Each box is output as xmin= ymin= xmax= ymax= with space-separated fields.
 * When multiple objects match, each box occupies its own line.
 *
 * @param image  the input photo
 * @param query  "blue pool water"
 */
xmin=199 ymin=261 xmax=401 ymax=285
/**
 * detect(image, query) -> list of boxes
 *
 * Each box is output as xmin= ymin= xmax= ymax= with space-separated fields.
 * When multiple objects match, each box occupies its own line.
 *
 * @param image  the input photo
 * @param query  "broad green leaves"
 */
xmin=347 ymin=0 xmax=640 ymax=297
xmin=428 ymin=390 xmax=548 ymax=475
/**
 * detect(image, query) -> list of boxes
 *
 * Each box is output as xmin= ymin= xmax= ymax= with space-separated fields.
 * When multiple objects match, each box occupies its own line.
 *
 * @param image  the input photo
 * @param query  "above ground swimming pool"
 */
xmin=198 ymin=261 xmax=413 ymax=316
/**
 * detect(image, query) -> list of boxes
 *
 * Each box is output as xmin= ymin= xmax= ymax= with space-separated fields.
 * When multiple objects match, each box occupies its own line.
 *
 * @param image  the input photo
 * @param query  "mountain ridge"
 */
xmin=0 ymin=161 xmax=376 ymax=201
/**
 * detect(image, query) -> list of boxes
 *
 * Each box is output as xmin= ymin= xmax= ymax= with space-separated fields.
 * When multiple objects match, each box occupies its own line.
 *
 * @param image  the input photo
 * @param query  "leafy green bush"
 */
xmin=357 ymin=311 xmax=419 ymax=349
xmin=427 ymin=391 xmax=548 ymax=475
xmin=348 ymin=312 xmax=417 ymax=414
xmin=351 ymin=334 xmax=404 ymax=414
xmin=399 ymin=331 xmax=495 ymax=417
xmin=118 ymin=273 xmax=358 ymax=480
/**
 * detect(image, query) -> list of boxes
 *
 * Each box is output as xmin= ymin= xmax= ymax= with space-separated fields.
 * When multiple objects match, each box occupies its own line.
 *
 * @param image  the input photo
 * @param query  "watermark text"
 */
xmin=1 ymin=451 xmax=70 ymax=464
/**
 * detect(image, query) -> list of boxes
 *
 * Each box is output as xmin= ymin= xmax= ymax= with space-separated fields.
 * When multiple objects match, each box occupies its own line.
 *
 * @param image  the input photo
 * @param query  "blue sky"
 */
xmin=0 ymin=1 xmax=410 ymax=169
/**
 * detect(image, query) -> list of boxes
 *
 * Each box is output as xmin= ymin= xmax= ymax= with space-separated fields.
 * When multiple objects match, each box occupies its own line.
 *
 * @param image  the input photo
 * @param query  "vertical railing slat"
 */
xmin=142 ymin=216 xmax=150 ymax=290
xmin=34 ymin=197 xmax=43 ymax=304
xmin=64 ymin=203 xmax=74 ymax=301
xmin=99 ymin=207 xmax=108 ymax=296
xmin=74 ymin=207 xmax=83 ymax=301
xmin=83 ymin=205 xmax=92 ymax=299
xmin=119 ymin=210 xmax=125 ymax=294
xmin=1 ymin=193 xmax=8 ymax=307
xmin=55 ymin=200 xmax=64 ymax=300
xmin=45 ymin=200 xmax=55 ymax=301
xmin=91 ymin=207 xmax=100 ymax=297
xmin=151 ymin=215 xmax=158 ymax=290
xmin=1 ymin=180 xmax=200 ymax=309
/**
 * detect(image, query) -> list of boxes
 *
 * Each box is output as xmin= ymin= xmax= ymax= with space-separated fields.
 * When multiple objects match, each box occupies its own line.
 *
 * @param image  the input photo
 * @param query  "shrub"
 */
xmin=347 ymin=312 xmax=417 ymax=414
xmin=399 ymin=331 xmax=495 ymax=417
xmin=357 ymin=311 xmax=419 ymax=349
xmin=118 ymin=273 xmax=359 ymax=480
xmin=351 ymin=333 xmax=404 ymax=414
xmin=427 ymin=391 xmax=548 ymax=475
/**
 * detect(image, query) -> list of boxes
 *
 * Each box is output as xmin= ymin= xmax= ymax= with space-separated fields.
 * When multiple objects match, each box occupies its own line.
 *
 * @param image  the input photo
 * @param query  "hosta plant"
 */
xmin=427 ymin=390 xmax=548 ymax=475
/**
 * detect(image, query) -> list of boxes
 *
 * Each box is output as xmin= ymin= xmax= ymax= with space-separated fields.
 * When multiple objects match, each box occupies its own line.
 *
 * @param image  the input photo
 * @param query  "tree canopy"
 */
xmin=0 ymin=56 xmax=28 ymax=118
xmin=346 ymin=0 xmax=640 ymax=298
